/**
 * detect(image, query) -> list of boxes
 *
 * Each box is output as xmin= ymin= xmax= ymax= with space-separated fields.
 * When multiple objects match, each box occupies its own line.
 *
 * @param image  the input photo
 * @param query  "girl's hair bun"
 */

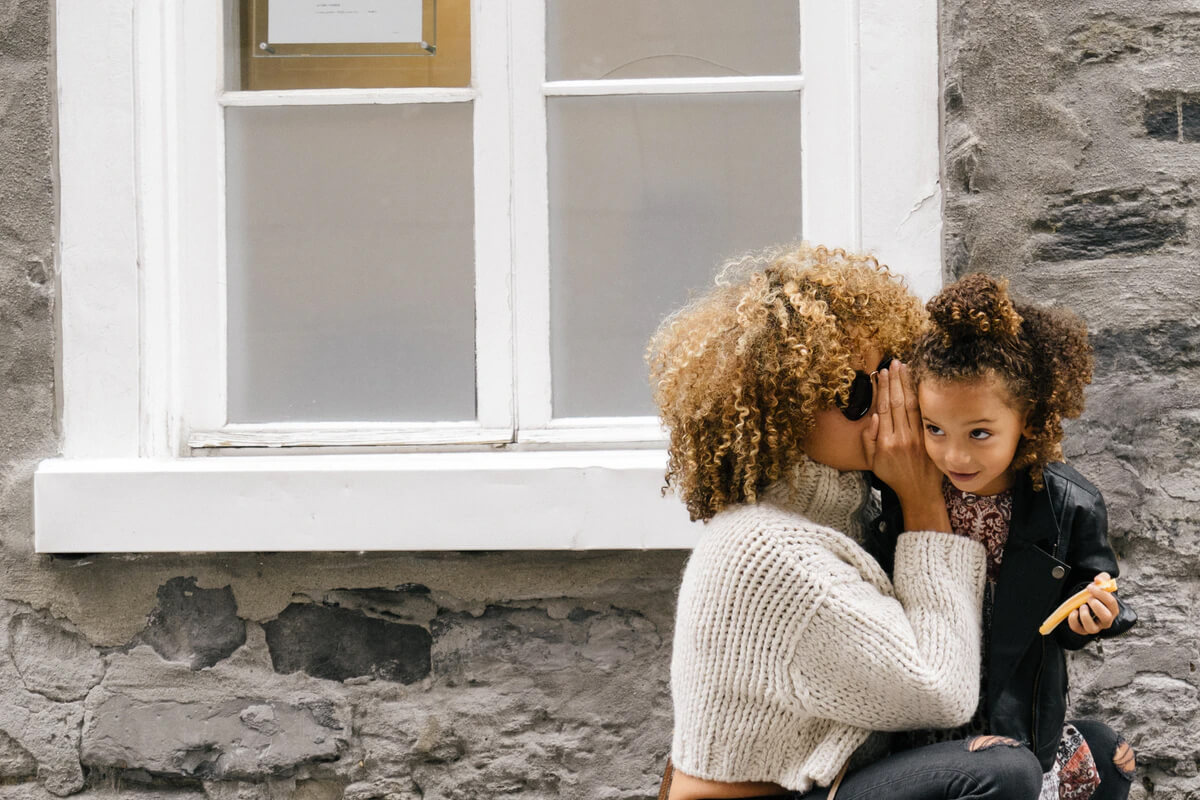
xmin=926 ymin=273 xmax=1022 ymax=340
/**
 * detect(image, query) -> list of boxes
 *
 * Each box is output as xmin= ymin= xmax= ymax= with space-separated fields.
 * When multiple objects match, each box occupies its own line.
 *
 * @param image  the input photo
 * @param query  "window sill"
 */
xmin=33 ymin=450 xmax=700 ymax=553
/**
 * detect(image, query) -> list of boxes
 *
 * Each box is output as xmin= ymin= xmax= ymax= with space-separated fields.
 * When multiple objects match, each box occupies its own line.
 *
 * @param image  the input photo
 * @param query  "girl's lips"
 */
xmin=949 ymin=471 xmax=980 ymax=483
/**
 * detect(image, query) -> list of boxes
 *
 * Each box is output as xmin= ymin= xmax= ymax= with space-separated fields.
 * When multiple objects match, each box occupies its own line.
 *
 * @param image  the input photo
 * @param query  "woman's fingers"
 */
xmin=900 ymin=362 xmax=923 ymax=435
xmin=887 ymin=362 xmax=910 ymax=438
xmin=862 ymin=413 xmax=880 ymax=468
xmin=876 ymin=367 xmax=894 ymax=438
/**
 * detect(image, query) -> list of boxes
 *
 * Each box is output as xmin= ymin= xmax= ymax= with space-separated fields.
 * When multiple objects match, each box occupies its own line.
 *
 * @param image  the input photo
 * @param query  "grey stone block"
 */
xmin=136 ymin=578 xmax=247 ymax=670
xmin=263 ymin=604 xmax=430 ymax=684
xmin=1031 ymin=186 xmax=1190 ymax=262
xmin=1065 ymin=13 xmax=1200 ymax=66
xmin=82 ymin=695 xmax=344 ymax=781
xmin=0 ymin=698 xmax=85 ymax=797
xmin=0 ymin=731 xmax=36 ymax=778
xmin=7 ymin=612 xmax=104 ymax=702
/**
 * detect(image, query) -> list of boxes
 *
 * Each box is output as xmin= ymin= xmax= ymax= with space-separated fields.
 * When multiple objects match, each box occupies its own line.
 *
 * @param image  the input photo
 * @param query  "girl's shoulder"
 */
xmin=1037 ymin=461 xmax=1102 ymax=498
xmin=1019 ymin=463 xmax=1108 ymax=544
xmin=1025 ymin=462 xmax=1104 ymax=515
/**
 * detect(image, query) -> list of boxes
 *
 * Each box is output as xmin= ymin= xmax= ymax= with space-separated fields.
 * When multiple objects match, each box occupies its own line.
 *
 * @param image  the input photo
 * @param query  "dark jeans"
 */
xmin=721 ymin=722 xmax=1135 ymax=800
xmin=728 ymin=738 xmax=1044 ymax=800
xmin=1072 ymin=719 xmax=1134 ymax=800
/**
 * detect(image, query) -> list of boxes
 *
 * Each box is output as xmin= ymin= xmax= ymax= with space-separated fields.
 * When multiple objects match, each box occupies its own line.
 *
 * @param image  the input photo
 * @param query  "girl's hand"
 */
xmin=1067 ymin=573 xmax=1120 ymax=635
xmin=863 ymin=362 xmax=951 ymax=533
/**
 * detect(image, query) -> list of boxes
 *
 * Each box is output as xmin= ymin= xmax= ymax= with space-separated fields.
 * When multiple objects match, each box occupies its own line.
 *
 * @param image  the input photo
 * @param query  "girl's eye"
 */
xmin=924 ymin=424 xmax=944 ymax=436
xmin=970 ymin=429 xmax=992 ymax=440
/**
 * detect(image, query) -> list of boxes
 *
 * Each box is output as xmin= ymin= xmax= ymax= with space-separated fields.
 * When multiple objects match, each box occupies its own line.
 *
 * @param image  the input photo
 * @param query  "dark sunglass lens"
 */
xmin=840 ymin=372 xmax=873 ymax=420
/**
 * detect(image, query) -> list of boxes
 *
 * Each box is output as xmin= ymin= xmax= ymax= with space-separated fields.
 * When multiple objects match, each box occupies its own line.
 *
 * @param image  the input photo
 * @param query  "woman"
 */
xmin=648 ymin=244 xmax=1043 ymax=799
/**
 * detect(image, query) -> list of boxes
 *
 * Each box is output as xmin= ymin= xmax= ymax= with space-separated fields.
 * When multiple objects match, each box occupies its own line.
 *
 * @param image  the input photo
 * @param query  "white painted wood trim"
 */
xmin=134 ymin=0 xmax=185 ymax=457
xmin=177 ymin=1 xmax=229 ymax=437
xmin=34 ymin=452 xmax=700 ymax=552
xmin=56 ymin=0 xmax=141 ymax=458
xmin=471 ymin=0 xmax=516 ymax=432
xmin=517 ymin=417 xmax=667 ymax=445
xmin=189 ymin=422 xmax=513 ymax=448
xmin=220 ymin=88 xmax=478 ymax=106
xmin=542 ymin=75 xmax=805 ymax=97
xmin=510 ymin=1 xmax=554 ymax=431
xmin=858 ymin=0 xmax=943 ymax=300
xmin=799 ymin=0 xmax=861 ymax=251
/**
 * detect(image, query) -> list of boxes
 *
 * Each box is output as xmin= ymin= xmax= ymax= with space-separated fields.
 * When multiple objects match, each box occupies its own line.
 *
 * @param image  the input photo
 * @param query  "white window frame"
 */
xmin=36 ymin=0 xmax=943 ymax=552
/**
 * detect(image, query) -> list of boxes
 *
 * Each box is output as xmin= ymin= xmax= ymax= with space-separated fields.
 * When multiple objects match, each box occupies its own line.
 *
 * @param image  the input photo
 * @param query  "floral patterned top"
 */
xmin=944 ymin=479 xmax=1012 ymax=582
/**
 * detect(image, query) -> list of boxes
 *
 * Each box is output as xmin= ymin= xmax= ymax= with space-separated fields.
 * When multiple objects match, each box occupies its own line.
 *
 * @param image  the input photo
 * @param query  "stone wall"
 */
xmin=0 ymin=0 xmax=1197 ymax=799
xmin=941 ymin=2 xmax=1200 ymax=798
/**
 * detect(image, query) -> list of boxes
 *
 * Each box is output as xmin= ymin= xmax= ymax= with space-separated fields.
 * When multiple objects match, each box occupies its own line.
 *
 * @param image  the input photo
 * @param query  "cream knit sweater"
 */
xmin=670 ymin=459 xmax=987 ymax=792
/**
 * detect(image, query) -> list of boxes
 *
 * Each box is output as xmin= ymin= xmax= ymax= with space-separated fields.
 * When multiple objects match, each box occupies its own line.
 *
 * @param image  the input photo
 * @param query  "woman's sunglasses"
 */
xmin=838 ymin=356 xmax=894 ymax=421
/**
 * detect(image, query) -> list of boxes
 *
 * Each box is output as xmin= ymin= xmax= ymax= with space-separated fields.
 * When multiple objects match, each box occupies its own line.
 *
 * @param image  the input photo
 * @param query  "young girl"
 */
xmin=872 ymin=274 xmax=1138 ymax=800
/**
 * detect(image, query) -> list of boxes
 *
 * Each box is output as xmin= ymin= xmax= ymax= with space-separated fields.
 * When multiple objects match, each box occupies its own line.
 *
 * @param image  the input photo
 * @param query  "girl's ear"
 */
xmin=1019 ymin=405 xmax=1036 ymax=439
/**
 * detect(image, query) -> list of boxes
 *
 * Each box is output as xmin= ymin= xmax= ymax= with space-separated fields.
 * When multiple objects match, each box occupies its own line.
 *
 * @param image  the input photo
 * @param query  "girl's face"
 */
xmin=917 ymin=375 xmax=1031 ymax=496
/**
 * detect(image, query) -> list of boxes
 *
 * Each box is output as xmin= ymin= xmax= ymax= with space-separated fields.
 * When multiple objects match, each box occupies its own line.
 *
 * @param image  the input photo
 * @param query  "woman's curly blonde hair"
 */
xmin=647 ymin=243 xmax=927 ymax=522
xmin=910 ymin=273 xmax=1093 ymax=490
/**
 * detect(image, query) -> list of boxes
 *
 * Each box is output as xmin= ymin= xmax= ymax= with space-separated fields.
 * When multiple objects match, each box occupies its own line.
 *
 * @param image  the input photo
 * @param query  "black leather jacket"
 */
xmin=867 ymin=463 xmax=1137 ymax=770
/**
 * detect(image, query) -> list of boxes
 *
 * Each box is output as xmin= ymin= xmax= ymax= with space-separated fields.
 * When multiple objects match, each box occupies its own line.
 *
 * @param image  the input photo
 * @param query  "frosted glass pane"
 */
xmin=548 ymin=93 xmax=803 ymax=418
xmin=546 ymin=0 xmax=800 ymax=80
xmin=226 ymin=104 xmax=475 ymax=423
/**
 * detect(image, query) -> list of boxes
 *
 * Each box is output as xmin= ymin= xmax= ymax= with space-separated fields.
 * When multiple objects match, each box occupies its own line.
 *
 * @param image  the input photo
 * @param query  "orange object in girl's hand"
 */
xmin=1039 ymin=577 xmax=1118 ymax=636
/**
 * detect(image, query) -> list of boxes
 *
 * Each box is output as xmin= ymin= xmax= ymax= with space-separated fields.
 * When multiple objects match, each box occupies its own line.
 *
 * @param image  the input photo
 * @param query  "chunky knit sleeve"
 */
xmin=790 ymin=530 xmax=987 ymax=732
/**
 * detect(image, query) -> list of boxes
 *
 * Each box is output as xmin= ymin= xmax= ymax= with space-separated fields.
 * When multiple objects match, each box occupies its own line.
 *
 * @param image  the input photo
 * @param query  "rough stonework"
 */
xmin=941 ymin=2 xmax=1200 ymax=798
xmin=0 ymin=0 xmax=1196 ymax=798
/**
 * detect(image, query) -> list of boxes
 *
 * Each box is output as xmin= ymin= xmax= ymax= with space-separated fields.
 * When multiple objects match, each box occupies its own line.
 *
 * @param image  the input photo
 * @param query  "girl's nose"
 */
xmin=946 ymin=448 xmax=972 ymax=471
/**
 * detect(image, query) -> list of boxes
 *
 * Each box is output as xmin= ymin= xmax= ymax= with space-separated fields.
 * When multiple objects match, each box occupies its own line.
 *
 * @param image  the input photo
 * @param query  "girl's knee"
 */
xmin=1071 ymin=719 xmax=1136 ymax=780
xmin=966 ymin=735 xmax=1021 ymax=752
xmin=968 ymin=739 xmax=1043 ymax=797
xmin=1112 ymin=739 xmax=1136 ymax=779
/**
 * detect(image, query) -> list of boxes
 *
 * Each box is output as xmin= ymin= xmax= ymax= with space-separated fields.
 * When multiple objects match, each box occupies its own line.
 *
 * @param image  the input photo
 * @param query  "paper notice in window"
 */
xmin=268 ymin=0 xmax=424 ymax=45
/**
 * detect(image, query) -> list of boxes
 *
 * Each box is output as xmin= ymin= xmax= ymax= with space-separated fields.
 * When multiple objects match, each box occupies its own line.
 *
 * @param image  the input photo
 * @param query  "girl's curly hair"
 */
xmin=647 ymin=243 xmax=926 ymax=522
xmin=910 ymin=273 xmax=1093 ymax=490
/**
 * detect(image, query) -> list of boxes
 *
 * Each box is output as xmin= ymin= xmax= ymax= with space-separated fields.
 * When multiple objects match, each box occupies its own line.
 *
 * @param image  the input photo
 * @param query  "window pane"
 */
xmin=225 ymin=104 xmax=476 ymax=423
xmin=548 ymin=93 xmax=803 ymax=418
xmin=546 ymin=0 xmax=800 ymax=80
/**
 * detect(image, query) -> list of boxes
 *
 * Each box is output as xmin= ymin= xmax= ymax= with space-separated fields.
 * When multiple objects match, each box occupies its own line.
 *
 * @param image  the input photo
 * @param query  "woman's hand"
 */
xmin=1067 ymin=573 xmax=1120 ymax=635
xmin=863 ymin=361 xmax=951 ymax=533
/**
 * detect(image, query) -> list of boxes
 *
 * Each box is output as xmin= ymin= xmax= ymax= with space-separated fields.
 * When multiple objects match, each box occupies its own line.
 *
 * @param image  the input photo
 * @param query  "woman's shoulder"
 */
xmin=707 ymin=500 xmax=851 ymax=546
xmin=700 ymin=502 xmax=887 ymax=586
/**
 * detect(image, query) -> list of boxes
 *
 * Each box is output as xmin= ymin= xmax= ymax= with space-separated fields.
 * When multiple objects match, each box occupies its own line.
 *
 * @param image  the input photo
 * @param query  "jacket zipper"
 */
xmin=1036 ymin=509 xmax=1063 ymax=757
xmin=1032 ymin=489 xmax=1061 ymax=757
xmin=1031 ymin=637 xmax=1045 ymax=754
